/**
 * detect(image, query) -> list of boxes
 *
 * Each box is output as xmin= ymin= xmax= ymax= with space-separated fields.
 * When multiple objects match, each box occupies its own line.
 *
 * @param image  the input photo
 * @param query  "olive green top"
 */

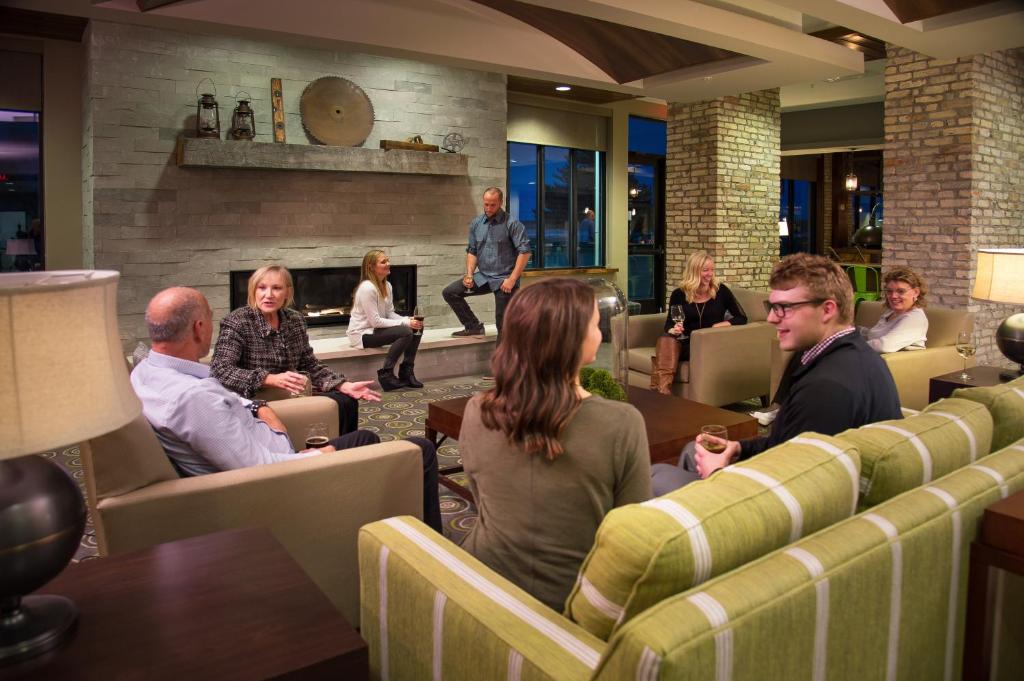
xmin=460 ymin=393 xmax=652 ymax=611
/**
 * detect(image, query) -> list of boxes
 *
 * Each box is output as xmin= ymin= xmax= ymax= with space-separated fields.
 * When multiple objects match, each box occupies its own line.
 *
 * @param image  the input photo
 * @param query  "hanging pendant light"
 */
xmin=844 ymin=148 xmax=858 ymax=191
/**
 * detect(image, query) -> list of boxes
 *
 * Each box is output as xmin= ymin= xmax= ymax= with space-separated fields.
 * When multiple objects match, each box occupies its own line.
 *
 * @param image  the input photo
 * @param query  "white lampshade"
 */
xmin=972 ymin=249 xmax=1024 ymax=304
xmin=0 ymin=270 xmax=141 ymax=457
xmin=778 ymin=218 xmax=789 ymax=236
xmin=5 ymin=239 xmax=37 ymax=256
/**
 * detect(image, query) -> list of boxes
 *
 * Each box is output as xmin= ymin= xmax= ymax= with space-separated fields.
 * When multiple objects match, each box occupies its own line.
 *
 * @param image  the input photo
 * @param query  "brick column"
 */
xmin=665 ymin=90 xmax=779 ymax=298
xmin=884 ymin=47 xmax=1023 ymax=367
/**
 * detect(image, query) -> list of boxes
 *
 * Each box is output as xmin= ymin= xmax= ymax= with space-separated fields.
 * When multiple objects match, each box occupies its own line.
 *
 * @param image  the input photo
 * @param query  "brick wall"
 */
xmin=83 ymin=20 xmax=506 ymax=349
xmin=884 ymin=46 xmax=1023 ymax=367
xmin=665 ymin=90 xmax=779 ymax=297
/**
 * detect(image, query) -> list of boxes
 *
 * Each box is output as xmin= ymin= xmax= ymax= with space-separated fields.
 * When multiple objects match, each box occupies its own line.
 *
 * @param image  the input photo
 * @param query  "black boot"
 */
xmin=398 ymin=362 xmax=424 ymax=388
xmin=377 ymin=367 xmax=404 ymax=392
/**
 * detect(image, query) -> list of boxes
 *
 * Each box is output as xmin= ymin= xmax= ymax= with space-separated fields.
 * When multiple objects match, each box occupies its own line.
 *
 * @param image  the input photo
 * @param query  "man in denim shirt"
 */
xmin=442 ymin=187 xmax=531 ymax=338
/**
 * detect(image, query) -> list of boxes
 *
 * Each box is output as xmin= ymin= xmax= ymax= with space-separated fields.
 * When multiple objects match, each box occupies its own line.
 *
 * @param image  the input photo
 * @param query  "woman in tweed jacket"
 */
xmin=211 ymin=265 xmax=380 ymax=435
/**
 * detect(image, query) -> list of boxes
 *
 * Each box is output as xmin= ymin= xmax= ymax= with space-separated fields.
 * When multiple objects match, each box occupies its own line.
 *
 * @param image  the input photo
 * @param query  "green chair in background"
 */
xmin=844 ymin=263 xmax=882 ymax=304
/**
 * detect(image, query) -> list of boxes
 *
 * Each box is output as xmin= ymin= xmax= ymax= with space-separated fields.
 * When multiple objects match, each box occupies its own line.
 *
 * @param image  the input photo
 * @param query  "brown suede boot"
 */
xmin=651 ymin=335 xmax=680 ymax=395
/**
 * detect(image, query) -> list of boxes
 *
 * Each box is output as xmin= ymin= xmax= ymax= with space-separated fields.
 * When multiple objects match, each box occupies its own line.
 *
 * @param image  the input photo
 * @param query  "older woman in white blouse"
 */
xmin=347 ymin=249 xmax=424 ymax=391
xmin=860 ymin=266 xmax=929 ymax=353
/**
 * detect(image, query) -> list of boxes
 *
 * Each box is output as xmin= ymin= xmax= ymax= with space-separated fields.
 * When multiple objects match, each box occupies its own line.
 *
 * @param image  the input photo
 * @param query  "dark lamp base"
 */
xmin=0 ymin=595 xmax=78 ymax=665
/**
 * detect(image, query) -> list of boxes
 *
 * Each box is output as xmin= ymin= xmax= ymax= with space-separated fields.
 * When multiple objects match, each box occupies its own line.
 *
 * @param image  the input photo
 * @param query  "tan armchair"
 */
xmin=81 ymin=395 xmax=424 ymax=625
xmin=626 ymin=286 xmax=776 ymax=406
xmin=769 ymin=301 xmax=974 ymax=411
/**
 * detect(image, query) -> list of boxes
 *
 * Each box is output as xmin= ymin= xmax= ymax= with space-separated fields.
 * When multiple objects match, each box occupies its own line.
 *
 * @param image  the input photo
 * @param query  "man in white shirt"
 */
xmin=132 ymin=287 xmax=443 ymax=531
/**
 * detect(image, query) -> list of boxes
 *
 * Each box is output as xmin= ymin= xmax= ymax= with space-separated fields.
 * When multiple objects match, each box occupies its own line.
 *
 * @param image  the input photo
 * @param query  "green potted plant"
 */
xmin=579 ymin=367 xmax=627 ymax=401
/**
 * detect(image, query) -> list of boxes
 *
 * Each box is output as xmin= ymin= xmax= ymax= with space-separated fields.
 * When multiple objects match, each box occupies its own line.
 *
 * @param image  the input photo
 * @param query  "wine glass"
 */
xmin=955 ymin=330 xmax=976 ymax=381
xmin=700 ymin=424 xmax=728 ymax=453
xmin=412 ymin=306 xmax=424 ymax=336
xmin=670 ymin=304 xmax=684 ymax=333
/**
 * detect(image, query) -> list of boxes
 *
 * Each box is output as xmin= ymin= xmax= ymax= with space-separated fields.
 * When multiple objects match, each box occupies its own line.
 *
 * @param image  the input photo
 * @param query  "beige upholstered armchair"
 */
xmin=81 ymin=395 xmax=424 ymax=625
xmin=626 ymin=286 xmax=776 ymax=406
xmin=769 ymin=301 xmax=974 ymax=411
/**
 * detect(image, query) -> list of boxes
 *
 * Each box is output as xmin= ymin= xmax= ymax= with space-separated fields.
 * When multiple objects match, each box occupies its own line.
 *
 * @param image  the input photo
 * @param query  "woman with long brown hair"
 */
xmin=347 ymin=249 xmax=424 ymax=391
xmin=459 ymin=278 xmax=651 ymax=611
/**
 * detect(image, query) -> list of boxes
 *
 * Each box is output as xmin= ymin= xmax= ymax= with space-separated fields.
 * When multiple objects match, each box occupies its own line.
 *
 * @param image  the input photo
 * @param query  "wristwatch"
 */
xmin=248 ymin=399 xmax=268 ymax=418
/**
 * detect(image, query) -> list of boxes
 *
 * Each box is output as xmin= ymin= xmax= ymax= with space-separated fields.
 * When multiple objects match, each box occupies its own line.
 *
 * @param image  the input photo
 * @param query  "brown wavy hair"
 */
xmin=478 ymin=278 xmax=594 ymax=460
xmin=883 ymin=266 xmax=928 ymax=309
xmin=769 ymin=253 xmax=854 ymax=324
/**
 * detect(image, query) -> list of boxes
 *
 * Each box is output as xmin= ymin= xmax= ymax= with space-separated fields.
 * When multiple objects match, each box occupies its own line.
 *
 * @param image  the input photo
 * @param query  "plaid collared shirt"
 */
xmin=800 ymin=326 xmax=857 ymax=366
xmin=210 ymin=306 xmax=346 ymax=398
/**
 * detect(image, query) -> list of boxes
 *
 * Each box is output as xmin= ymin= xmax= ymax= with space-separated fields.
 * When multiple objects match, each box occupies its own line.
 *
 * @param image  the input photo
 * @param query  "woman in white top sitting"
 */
xmin=860 ymin=266 xmax=929 ymax=353
xmin=347 ymin=249 xmax=424 ymax=391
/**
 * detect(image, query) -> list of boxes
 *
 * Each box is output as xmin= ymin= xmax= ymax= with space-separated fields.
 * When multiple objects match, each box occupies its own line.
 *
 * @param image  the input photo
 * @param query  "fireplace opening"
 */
xmin=230 ymin=265 xmax=417 ymax=328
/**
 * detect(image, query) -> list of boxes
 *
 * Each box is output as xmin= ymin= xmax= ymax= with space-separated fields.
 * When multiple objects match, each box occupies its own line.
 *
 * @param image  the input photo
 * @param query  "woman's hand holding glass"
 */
xmin=668 ymin=304 xmax=685 ymax=336
xmin=264 ymin=371 xmax=309 ymax=396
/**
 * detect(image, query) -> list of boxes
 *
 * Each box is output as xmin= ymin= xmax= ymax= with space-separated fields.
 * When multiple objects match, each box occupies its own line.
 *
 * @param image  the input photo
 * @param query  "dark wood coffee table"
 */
xmin=426 ymin=386 xmax=758 ymax=500
xmin=4 ymin=528 xmax=367 ymax=680
xmin=929 ymin=365 xmax=1013 ymax=403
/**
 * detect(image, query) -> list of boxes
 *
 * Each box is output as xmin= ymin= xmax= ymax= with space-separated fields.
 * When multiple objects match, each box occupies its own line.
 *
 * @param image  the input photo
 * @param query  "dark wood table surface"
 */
xmin=963 ymin=490 xmax=1024 ymax=681
xmin=3 ymin=528 xmax=367 ymax=681
xmin=426 ymin=386 xmax=758 ymax=500
xmin=928 ymin=365 xmax=1011 ymax=403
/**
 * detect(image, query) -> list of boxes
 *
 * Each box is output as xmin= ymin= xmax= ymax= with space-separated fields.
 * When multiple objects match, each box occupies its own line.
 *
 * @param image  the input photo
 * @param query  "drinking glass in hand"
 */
xmin=700 ymin=424 xmax=729 ymax=454
xmin=412 ymin=306 xmax=424 ymax=336
xmin=955 ymin=331 xmax=976 ymax=381
xmin=290 ymin=371 xmax=312 ymax=398
xmin=670 ymin=304 xmax=684 ymax=333
xmin=305 ymin=422 xmax=329 ymax=450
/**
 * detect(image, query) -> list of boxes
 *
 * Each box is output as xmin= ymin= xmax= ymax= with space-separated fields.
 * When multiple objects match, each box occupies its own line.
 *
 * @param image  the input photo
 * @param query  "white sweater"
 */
xmin=347 ymin=280 xmax=408 ymax=348
xmin=860 ymin=306 xmax=928 ymax=353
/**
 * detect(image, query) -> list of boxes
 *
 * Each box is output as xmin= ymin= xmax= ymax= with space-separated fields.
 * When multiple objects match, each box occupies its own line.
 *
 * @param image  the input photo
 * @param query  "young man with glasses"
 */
xmin=651 ymin=253 xmax=901 ymax=494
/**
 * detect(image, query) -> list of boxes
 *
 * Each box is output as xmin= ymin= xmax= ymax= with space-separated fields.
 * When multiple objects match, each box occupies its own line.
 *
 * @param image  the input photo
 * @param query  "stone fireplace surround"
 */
xmin=83 ymin=20 xmax=507 ymax=352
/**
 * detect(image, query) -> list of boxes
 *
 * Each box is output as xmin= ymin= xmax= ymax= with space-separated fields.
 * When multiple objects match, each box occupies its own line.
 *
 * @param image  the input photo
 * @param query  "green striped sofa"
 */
xmin=359 ymin=377 xmax=1024 ymax=680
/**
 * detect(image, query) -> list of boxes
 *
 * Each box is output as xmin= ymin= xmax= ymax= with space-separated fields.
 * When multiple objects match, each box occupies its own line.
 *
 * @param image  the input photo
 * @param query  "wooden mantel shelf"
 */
xmin=176 ymin=137 xmax=468 ymax=176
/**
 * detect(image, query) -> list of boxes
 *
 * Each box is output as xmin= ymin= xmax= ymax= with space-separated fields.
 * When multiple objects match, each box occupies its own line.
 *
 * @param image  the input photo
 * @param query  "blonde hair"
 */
xmin=359 ymin=249 xmax=389 ymax=300
xmin=679 ymin=251 xmax=719 ymax=300
xmin=246 ymin=265 xmax=294 ymax=310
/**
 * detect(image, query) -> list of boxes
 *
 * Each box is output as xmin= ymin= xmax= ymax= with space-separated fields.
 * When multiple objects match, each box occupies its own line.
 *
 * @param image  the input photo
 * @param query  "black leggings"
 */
xmin=361 ymin=325 xmax=422 ymax=371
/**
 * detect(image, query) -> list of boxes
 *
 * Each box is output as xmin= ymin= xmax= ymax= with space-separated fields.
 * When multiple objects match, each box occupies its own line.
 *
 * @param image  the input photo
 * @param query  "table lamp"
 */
xmin=972 ymin=248 xmax=1024 ymax=381
xmin=0 ymin=271 xmax=141 ymax=664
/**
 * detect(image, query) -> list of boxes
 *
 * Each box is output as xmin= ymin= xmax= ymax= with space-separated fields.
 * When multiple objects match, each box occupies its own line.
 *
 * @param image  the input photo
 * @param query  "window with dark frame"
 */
xmin=507 ymin=142 xmax=605 ymax=270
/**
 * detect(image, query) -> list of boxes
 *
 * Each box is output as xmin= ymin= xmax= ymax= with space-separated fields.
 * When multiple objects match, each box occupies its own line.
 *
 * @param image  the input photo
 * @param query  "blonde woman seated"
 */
xmin=459 ymin=278 xmax=652 ymax=611
xmin=347 ymin=249 xmax=424 ymax=392
xmin=650 ymin=250 xmax=747 ymax=394
xmin=211 ymin=265 xmax=380 ymax=437
xmin=859 ymin=266 xmax=928 ymax=353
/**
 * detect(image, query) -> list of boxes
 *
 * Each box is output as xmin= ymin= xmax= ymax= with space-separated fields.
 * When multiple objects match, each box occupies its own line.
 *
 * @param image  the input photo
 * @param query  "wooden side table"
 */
xmin=3 ymin=528 xmax=367 ymax=680
xmin=962 ymin=490 xmax=1024 ymax=681
xmin=928 ymin=365 xmax=1009 ymax=403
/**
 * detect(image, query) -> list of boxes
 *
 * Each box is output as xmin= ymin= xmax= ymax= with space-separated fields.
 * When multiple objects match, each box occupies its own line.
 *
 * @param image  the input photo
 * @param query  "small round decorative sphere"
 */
xmin=0 ymin=456 xmax=86 ymax=598
xmin=995 ymin=312 xmax=1024 ymax=367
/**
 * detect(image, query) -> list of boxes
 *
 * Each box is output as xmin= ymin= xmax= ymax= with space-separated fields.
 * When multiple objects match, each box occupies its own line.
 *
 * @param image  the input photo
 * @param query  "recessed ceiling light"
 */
xmin=703 ymin=76 xmax=713 ymax=81
xmin=824 ymin=75 xmax=842 ymax=83
xmin=555 ymin=85 xmax=571 ymax=92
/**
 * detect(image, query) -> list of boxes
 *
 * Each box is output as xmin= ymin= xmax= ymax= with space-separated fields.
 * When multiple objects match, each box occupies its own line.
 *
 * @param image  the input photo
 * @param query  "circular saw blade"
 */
xmin=300 ymin=76 xmax=374 ymax=146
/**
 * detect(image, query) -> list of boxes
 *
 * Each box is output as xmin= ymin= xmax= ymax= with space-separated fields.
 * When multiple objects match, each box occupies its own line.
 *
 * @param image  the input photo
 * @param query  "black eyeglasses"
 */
xmin=762 ymin=299 xmax=827 ymax=318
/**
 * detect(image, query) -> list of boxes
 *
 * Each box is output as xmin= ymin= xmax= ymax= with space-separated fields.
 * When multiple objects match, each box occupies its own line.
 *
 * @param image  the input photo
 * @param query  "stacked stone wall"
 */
xmin=884 ymin=46 xmax=1022 ymax=367
xmin=83 ymin=20 xmax=506 ymax=349
xmin=666 ymin=90 xmax=779 ymax=298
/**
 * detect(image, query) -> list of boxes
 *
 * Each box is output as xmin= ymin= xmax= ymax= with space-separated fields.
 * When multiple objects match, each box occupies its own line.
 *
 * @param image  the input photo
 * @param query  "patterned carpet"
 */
xmin=51 ymin=374 xmax=762 ymax=562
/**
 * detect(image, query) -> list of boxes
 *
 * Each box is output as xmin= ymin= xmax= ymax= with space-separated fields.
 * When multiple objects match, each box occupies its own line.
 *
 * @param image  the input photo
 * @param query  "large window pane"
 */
xmin=627 ymin=254 xmax=656 ymax=301
xmin=628 ymin=116 xmax=667 ymax=156
xmin=0 ymin=110 xmax=42 ymax=272
xmin=542 ymin=147 xmax=570 ymax=268
xmin=575 ymin=150 xmax=600 ymax=267
xmin=508 ymin=142 xmax=538 ymax=267
xmin=628 ymin=163 xmax=657 ymax=246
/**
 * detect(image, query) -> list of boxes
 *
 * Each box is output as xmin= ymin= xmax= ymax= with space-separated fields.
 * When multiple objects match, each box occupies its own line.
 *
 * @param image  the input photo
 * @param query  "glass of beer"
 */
xmin=305 ymin=422 xmax=329 ymax=450
xmin=700 ymin=424 xmax=729 ymax=453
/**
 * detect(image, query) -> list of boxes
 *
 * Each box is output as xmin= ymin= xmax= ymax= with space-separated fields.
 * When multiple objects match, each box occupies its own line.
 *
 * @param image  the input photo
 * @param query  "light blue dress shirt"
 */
xmin=131 ymin=350 xmax=315 ymax=476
